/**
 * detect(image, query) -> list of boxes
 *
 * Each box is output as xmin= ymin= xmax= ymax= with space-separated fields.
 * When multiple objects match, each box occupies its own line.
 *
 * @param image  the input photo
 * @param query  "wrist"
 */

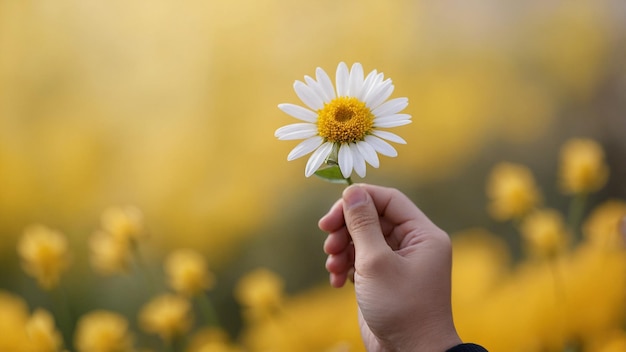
xmin=383 ymin=317 xmax=462 ymax=352
xmin=409 ymin=322 xmax=461 ymax=352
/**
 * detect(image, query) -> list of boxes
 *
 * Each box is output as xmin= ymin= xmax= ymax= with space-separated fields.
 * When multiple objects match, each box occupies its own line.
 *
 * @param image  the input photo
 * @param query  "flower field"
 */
xmin=1 ymin=1 xmax=625 ymax=351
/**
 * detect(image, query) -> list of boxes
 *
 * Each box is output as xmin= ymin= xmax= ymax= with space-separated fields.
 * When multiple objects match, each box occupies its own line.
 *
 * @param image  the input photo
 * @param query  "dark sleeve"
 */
xmin=446 ymin=343 xmax=488 ymax=352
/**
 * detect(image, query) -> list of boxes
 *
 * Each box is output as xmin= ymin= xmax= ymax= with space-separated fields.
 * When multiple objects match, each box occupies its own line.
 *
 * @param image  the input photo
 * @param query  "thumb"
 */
xmin=342 ymin=185 xmax=389 ymax=257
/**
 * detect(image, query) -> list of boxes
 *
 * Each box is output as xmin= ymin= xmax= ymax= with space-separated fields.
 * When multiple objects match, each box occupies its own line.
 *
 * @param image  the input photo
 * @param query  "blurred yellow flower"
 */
xmin=234 ymin=268 xmax=284 ymax=321
xmin=240 ymin=284 xmax=362 ymax=352
xmin=186 ymin=328 xmax=243 ymax=352
xmin=195 ymin=342 xmax=241 ymax=352
xmin=89 ymin=231 xmax=132 ymax=276
xmin=486 ymin=162 xmax=542 ymax=221
xmin=101 ymin=206 xmax=145 ymax=242
xmin=451 ymin=231 xmax=626 ymax=351
xmin=583 ymin=200 xmax=626 ymax=249
xmin=74 ymin=310 xmax=134 ymax=352
xmin=590 ymin=330 xmax=626 ymax=352
xmin=561 ymin=246 xmax=626 ymax=348
xmin=164 ymin=249 xmax=215 ymax=296
xmin=138 ymin=294 xmax=192 ymax=342
xmin=451 ymin=229 xmax=510 ymax=305
xmin=559 ymin=138 xmax=608 ymax=195
xmin=0 ymin=291 xmax=30 ymax=350
xmin=17 ymin=225 xmax=70 ymax=290
xmin=520 ymin=209 xmax=569 ymax=258
xmin=25 ymin=308 xmax=64 ymax=352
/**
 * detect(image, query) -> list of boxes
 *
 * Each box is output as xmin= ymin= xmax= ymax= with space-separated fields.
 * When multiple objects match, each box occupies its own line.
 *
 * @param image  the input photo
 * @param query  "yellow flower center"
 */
xmin=317 ymin=97 xmax=374 ymax=143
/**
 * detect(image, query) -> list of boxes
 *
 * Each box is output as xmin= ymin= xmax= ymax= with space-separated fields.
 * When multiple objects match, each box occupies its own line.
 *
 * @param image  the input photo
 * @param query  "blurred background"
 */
xmin=1 ymin=0 xmax=626 ymax=351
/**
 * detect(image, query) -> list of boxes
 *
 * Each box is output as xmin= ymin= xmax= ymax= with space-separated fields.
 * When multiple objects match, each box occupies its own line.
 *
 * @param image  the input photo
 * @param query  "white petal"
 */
xmin=356 ymin=140 xmax=380 ymax=168
xmin=277 ymin=103 xmax=318 ymax=123
xmin=350 ymin=143 xmax=366 ymax=177
xmin=365 ymin=79 xmax=394 ymax=109
xmin=336 ymin=62 xmax=349 ymax=97
xmin=274 ymin=123 xmax=318 ymax=140
xmin=305 ymin=142 xmax=333 ymax=177
xmin=371 ymin=130 xmax=407 ymax=144
xmin=304 ymin=75 xmax=328 ymax=104
xmin=364 ymin=135 xmax=398 ymax=157
xmin=357 ymin=70 xmax=379 ymax=101
xmin=338 ymin=143 xmax=354 ymax=178
xmin=372 ymin=97 xmax=408 ymax=117
xmin=316 ymin=67 xmax=336 ymax=102
xmin=294 ymin=80 xmax=324 ymax=110
xmin=373 ymin=120 xmax=412 ymax=128
xmin=348 ymin=63 xmax=364 ymax=97
xmin=361 ymin=72 xmax=384 ymax=101
xmin=287 ymin=136 xmax=324 ymax=161
xmin=373 ymin=114 xmax=412 ymax=128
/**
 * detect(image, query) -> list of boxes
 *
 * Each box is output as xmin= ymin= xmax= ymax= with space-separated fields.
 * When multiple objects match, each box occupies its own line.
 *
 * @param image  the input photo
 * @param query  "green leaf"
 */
xmin=314 ymin=164 xmax=350 ymax=184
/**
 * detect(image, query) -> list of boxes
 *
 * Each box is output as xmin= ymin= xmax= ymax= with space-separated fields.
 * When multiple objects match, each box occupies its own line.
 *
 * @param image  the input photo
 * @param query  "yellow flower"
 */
xmin=25 ymin=309 xmax=64 ymax=352
xmin=164 ymin=249 xmax=214 ymax=296
xmin=590 ymin=330 xmax=626 ymax=352
xmin=234 ymin=268 xmax=284 ymax=321
xmin=583 ymin=200 xmax=626 ymax=249
xmin=0 ymin=293 xmax=65 ymax=351
xmin=520 ymin=209 xmax=568 ymax=258
xmin=101 ymin=206 xmax=145 ymax=242
xmin=17 ymin=225 xmax=70 ymax=290
xmin=89 ymin=231 xmax=131 ymax=276
xmin=74 ymin=310 xmax=134 ymax=352
xmin=138 ymin=294 xmax=192 ymax=342
xmin=451 ymin=229 xmax=510 ymax=305
xmin=486 ymin=162 xmax=542 ymax=221
xmin=196 ymin=343 xmax=241 ymax=352
xmin=559 ymin=138 xmax=608 ymax=195
xmin=186 ymin=328 xmax=243 ymax=352
xmin=240 ymin=285 xmax=362 ymax=352
xmin=561 ymin=246 xmax=626 ymax=347
xmin=450 ymin=233 xmax=626 ymax=351
xmin=0 ymin=291 xmax=30 ymax=350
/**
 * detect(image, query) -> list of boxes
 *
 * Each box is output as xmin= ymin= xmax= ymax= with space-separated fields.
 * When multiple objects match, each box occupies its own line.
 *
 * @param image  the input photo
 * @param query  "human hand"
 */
xmin=319 ymin=184 xmax=462 ymax=351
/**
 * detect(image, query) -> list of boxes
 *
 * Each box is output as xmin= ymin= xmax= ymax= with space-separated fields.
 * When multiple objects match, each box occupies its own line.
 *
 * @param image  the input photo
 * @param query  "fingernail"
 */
xmin=343 ymin=185 xmax=368 ymax=209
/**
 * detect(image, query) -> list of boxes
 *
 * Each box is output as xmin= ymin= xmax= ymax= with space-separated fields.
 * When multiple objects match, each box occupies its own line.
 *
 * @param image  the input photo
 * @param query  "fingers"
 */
xmin=319 ymin=183 xmax=446 ymax=288
xmin=358 ymin=184 xmax=433 ymax=228
xmin=318 ymin=198 xmax=345 ymax=233
xmin=323 ymin=226 xmax=351 ymax=254
xmin=325 ymin=241 xmax=354 ymax=271
xmin=325 ymin=243 xmax=355 ymax=288
xmin=329 ymin=271 xmax=349 ymax=288
xmin=320 ymin=197 xmax=354 ymax=287
xmin=359 ymin=184 xmax=447 ymax=246
xmin=319 ymin=184 xmax=431 ymax=240
xmin=342 ymin=185 xmax=389 ymax=258
xmin=324 ymin=225 xmax=355 ymax=287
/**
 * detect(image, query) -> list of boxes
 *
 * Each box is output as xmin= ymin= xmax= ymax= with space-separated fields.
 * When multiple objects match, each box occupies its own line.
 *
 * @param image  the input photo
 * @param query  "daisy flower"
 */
xmin=275 ymin=62 xmax=411 ymax=180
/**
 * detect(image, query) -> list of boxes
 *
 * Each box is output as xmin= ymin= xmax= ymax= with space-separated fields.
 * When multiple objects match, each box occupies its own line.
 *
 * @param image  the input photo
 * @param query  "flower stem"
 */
xmin=52 ymin=284 xmax=74 ymax=349
xmin=345 ymin=177 xmax=353 ymax=185
xmin=567 ymin=193 xmax=587 ymax=243
xmin=165 ymin=339 xmax=177 ymax=352
xmin=130 ymin=238 xmax=161 ymax=293
xmin=195 ymin=293 xmax=220 ymax=326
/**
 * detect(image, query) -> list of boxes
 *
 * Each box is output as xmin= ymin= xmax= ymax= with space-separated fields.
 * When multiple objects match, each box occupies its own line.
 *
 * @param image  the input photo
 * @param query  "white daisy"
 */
xmin=275 ymin=62 xmax=411 ymax=179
